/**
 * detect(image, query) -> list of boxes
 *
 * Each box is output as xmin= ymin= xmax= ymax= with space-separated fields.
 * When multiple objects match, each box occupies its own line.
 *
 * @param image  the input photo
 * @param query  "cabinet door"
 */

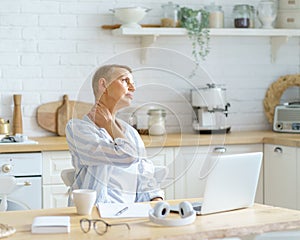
xmin=42 ymin=151 xmax=72 ymax=185
xmin=174 ymin=144 xmax=263 ymax=201
xmin=264 ymin=144 xmax=297 ymax=209
xmin=43 ymin=185 xmax=69 ymax=209
xmin=173 ymin=146 xmax=208 ymax=199
xmin=146 ymin=147 xmax=174 ymax=200
xmin=297 ymin=147 xmax=300 ymax=209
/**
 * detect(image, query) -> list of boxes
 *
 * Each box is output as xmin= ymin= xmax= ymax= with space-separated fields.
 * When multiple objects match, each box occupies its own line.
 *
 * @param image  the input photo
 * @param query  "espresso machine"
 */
xmin=191 ymin=84 xmax=231 ymax=134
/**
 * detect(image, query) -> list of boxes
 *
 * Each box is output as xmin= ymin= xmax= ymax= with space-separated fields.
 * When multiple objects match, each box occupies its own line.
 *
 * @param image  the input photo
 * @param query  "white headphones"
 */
xmin=149 ymin=201 xmax=196 ymax=227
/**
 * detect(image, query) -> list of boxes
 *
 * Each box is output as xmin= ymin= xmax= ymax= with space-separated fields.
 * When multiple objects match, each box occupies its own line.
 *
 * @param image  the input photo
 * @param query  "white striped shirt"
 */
xmin=65 ymin=115 xmax=164 ymax=204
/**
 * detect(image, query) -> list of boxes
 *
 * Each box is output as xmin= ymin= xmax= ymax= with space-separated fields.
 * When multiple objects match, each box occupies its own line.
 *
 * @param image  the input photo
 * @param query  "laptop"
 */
xmin=171 ymin=152 xmax=263 ymax=215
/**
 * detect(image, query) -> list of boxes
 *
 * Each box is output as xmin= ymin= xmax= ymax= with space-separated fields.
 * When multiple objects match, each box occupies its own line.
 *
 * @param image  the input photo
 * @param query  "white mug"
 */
xmin=72 ymin=189 xmax=97 ymax=215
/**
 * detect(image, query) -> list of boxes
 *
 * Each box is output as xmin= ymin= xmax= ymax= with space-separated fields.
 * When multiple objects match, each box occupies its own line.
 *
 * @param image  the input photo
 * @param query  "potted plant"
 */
xmin=179 ymin=7 xmax=210 ymax=65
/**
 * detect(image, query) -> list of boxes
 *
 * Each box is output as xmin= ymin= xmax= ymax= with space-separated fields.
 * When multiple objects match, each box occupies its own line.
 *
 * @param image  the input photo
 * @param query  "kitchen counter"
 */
xmin=0 ymin=130 xmax=299 ymax=153
xmin=2 ymin=199 xmax=300 ymax=240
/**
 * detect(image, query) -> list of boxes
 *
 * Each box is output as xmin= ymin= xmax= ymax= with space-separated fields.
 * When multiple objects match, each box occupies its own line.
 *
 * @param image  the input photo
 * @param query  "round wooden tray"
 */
xmin=264 ymin=74 xmax=300 ymax=124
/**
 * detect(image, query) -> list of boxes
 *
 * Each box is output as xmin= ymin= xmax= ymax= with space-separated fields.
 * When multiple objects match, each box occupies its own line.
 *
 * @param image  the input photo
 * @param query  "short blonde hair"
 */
xmin=92 ymin=64 xmax=132 ymax=99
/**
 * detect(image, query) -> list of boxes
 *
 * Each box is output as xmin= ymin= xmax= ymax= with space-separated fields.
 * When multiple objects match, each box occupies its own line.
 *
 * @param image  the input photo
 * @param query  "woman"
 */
xmin=65 ymin=64 xmax=164 ymax=204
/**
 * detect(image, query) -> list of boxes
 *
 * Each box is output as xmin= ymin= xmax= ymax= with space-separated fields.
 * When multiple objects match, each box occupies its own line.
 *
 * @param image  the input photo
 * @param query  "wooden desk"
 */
xmin=2 ymin=200 xmax=300 ymax=240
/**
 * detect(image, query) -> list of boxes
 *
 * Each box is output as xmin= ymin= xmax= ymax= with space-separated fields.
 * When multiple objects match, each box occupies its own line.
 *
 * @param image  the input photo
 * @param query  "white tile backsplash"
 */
xmin=0 ymin=0 xmax=299 ymax=136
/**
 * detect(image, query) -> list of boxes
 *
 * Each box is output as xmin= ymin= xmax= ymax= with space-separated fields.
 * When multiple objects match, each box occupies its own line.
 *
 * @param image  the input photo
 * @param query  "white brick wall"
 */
xmin=0 ymin=0 xmax=299 ymax=136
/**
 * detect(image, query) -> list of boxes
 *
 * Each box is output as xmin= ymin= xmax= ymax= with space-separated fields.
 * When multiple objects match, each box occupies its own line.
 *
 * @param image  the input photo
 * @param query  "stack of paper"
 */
xmin=97 ymin=203 xmax=152 ymax=218
xmin=31 ymin=216 xmax=70 ymax=234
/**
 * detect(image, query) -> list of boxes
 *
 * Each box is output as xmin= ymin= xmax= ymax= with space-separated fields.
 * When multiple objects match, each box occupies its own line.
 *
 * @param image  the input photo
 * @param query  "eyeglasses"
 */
xmin=80 ymin=218 xmax=130 ymax=235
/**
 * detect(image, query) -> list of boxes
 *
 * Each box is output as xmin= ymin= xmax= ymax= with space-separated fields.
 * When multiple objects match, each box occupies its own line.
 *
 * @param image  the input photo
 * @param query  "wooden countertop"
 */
xmin=0 ymin=130 xmax=299 ymax=153
xmin=2 ymin=199 xmax=300 ymax=239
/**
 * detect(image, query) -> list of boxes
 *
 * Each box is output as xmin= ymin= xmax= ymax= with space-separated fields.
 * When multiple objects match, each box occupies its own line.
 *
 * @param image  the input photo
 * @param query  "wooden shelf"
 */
xmin=112 ymin=27 xmax=300 ymax=37
xmin=112 ymin=27 xmax=300 ymax=62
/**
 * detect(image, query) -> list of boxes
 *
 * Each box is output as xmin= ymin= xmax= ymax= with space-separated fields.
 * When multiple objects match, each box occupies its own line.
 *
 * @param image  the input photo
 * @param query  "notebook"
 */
xmin=31 ymin=216 xmax=70 ymax=234
xmin=171 ymin=152 xmax=263 ymax=215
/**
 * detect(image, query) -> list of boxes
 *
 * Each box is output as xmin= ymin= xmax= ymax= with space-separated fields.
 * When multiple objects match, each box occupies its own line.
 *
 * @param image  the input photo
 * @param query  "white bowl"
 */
xmin=111 ymin=7 xmax=151 ymax=28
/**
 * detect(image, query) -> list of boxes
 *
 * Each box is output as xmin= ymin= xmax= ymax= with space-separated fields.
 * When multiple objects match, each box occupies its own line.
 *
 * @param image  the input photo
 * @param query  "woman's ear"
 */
xmin=98 ymin=78 xmax=107 ymax=93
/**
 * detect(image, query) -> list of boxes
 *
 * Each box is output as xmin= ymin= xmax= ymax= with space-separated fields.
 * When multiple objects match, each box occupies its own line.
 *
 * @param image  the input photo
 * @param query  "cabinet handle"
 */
xmin=16 ymin=181 xmax=32 ymax=186
xmin=274 ymin=147 xmax=283 ymax=153
xmin=213 ymin=147 xmax=227 ymax=153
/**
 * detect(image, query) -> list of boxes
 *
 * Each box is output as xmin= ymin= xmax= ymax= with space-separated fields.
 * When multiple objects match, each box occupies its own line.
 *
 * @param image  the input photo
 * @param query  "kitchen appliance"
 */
xmin=0 ymin=118 xmax=10 ymax=136
xmin=273 ymin=103 xmax=300 ymax=133
xmin=191 ymin=84 xmax=230 ymax=134
xmin=0 ymin=153 xmax=42 ymax=211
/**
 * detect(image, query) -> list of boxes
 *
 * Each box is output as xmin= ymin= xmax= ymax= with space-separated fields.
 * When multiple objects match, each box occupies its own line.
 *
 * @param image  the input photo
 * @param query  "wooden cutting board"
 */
xmin=37 ymin=95 xmax=93 ymax=136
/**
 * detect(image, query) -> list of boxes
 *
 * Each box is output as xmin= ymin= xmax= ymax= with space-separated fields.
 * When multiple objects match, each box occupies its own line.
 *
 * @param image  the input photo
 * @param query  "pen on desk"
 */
xmin=115 ymin=206 xmax=129 ymax=216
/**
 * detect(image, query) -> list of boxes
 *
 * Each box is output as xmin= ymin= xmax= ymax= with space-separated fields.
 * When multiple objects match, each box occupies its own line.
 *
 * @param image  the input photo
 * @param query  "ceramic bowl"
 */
xmin=110 ymin=7 xmax=151 ymax=28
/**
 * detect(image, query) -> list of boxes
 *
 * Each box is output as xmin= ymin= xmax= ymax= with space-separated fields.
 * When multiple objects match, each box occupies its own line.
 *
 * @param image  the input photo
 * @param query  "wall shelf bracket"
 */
xmin=141 ymin=35 xmax=158 ymax=63
xmin=270 ymin=36 xmax=289 ymax=63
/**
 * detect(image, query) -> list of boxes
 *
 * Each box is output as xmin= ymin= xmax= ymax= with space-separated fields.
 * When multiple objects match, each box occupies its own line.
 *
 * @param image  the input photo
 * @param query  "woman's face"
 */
xmin=105 ymin=68 xmax=135 ymax=110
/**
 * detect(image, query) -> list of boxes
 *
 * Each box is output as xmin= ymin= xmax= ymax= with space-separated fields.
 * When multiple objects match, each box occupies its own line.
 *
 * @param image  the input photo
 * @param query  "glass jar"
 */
xmin=233 ymin=4 xmax=251 ymax=28
xmin=205 ymin=4 xmax=224 ymax=28
xmin=161 ymin=1 xmax=180 ymax=27
xmin=147 ymin=109 xmax=166 ymax=136
xmin=249 ymin=5 xmax=255 ymax=28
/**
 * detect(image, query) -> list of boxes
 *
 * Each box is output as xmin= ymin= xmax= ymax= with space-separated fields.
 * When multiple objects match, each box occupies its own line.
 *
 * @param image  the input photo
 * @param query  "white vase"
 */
xmin=257 ymin=0 xmax=277 ymax=29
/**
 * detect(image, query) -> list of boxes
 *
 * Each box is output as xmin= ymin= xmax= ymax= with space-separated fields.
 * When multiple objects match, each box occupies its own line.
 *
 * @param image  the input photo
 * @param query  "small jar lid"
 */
xmin=147 ymin=109 xmax=166 ymax=116
xmin=161 ymin=1 xmax=180 ymax=9
xmin=205 ymin=3 xmax=223 ymax=12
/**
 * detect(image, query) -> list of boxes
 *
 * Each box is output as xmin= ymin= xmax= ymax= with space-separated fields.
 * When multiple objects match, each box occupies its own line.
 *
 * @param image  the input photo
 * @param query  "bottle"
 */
xmin=161 ymin=2 xmax=180 ymax=27
xmin=205 ymin=4 xmax=224 ymax=28
xmin=148 ymin=109 xmax=166 ymax=136
xmin=233 ymin=4 xmax=251 ymax=28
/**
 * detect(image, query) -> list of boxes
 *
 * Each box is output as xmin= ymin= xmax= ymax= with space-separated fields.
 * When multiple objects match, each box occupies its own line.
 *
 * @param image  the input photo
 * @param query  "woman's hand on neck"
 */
xmin=87 ymin=99 xmax=125 ymax=140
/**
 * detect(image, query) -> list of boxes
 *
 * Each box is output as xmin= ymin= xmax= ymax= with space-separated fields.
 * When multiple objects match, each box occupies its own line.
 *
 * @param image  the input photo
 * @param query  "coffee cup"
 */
xmin=72 ymin=189 xmax=97 ymax=215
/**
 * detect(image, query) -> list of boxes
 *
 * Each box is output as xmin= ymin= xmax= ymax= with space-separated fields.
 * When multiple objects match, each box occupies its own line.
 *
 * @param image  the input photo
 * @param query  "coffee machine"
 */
xmin=191 ymin=84 xmax=231 ymax=134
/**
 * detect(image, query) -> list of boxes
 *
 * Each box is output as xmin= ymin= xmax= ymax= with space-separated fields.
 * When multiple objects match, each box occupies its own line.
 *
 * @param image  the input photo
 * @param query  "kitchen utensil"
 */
xmin=36 ymin=95 xmax=92 ymax=136
xmin=161 ymin=2 xmax=180 ymax=27
xmin=257 ymin=0 xmax=278 ymax=29
xmin=101 ymin=24 xmax=161 ymax=29
xmin=233 ymin=4 xmax=251 ymax=28
xmin=0 ymin=118 xmax=10 ymax=136
xmin=205 ymin=3 xmax=224 ymax=28
xmin=13 ymin=94 xmax=23 ymax=135
xmin=148 ymin=109 xmax=166 ymax=136
xmin=56 ymin=95 xmax=70 ymax=136
xmin=110 ymin=7 xmax=151 ymax=28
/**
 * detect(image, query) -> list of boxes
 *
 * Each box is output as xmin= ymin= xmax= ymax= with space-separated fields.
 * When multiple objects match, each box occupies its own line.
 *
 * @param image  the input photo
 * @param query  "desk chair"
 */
xmin=0 ymin=176 xmax=17 ymax=212
xmin=61 ymin=168 xmax=75 ymax=188
xmin=61 ymin=165 xmax=168 ymax=193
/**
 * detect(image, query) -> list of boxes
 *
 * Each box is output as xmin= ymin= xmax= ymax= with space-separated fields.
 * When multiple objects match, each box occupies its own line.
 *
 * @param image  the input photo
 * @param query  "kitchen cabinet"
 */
xmin=42 ymin=143 xmax=264 ymax=208
xmin=145 ymin=147 xmax=174 ymax=200
xmin=42 ymin=149 xmax=175 ymax=208
xmin=264 ymin=144 xmax=298 ymax=209
xmin=112 ymin=28 xmax=300 ymax=62
xmin=173 ymin=144 xmax=264 ymax=203
xmin=42 ymin=151 xmax=72 ymax=209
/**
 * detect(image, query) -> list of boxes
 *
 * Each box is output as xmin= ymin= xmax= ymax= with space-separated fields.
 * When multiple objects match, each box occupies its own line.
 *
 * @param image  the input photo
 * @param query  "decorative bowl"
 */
xmin=110 ymin=7 xmax=151 ymax=28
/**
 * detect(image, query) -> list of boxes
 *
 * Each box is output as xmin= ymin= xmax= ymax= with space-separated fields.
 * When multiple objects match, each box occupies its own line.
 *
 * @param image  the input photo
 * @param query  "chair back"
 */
xmin=0 ymin=176 xmax=17 ymax=211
